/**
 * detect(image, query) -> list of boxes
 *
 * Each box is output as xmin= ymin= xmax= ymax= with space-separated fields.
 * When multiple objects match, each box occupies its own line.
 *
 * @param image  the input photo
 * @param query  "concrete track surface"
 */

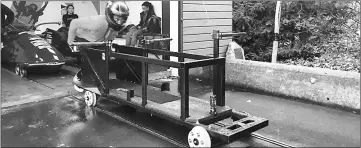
xmin=1 ymin=67 xmax=360 ymax=147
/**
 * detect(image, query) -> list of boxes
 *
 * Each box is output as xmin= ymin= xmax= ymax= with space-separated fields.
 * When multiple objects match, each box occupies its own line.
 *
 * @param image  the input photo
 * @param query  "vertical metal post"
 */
xmin=104 ymin=41 xmax=111 ymax=94
xmin=178 ymin=1 xmax=184 ymax=77
xmin=217 ymin=58 xmax=226 ymax=106
xmin=213 ymin=30 xmax=220 ymax=58
xmin=142 ymin=42 xmax=149 ymax=107
xmin=162 ymin=1 xmax=171 ymax=61
xmin=180 ymin=67 xmax=189 ymax=121
xmin=178 ymin=1 xmax=183 ymax=54
xmin=212 ymin=30 xmax=220 ymax=105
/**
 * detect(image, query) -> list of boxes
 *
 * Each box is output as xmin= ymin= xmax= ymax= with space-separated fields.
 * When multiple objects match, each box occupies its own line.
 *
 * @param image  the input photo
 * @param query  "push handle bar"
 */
xmin=143 ymin=38 xmax=173 ymax=44
xmin=220 ymin=32 xmax=246 ymax=38
xmin=211 ymin=31 xmax=247 ymax=39
xmin=70 ymin=42 xmax=107 ymax=46
xmin=32 ymin=22 xmax=61 ymax=31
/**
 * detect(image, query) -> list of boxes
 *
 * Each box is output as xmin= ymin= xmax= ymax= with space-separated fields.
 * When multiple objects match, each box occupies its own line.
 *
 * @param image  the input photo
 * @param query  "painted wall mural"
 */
xmin=2 ymin=1 xmax=162 ymax=32
xmin=10 ymin=1 xmax=49 ymax=30
xmin=12 ymin=1 xmax=49 ymax=26
xmin=3 ymin=1 xmax=99 ymax=32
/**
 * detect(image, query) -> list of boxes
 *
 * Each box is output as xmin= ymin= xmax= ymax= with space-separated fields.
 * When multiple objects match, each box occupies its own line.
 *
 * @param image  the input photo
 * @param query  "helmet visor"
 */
xmin=113 ymin=15 xmax=127 ymax=25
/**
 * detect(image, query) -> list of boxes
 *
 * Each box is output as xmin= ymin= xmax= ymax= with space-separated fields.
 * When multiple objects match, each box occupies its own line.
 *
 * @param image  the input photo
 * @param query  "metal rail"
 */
xmin=219 ymin=32 xmax=246 ymax=38
xmin=251 ymin=133 xmax=296 ymax=148
xmin=32 ymin=21 xmax=61 ymax=31
xmin=144 ymin=38 xmax=173 ymax=44
xmin=67 ymin=92 xmax=297 ymax=148
xmin=70 ymin=42 xmax=107 ymax=46
xmin=18 ymin=69 xmax=296 ymax=148
xmin=68 ymin=92 xmax=297 ymax=148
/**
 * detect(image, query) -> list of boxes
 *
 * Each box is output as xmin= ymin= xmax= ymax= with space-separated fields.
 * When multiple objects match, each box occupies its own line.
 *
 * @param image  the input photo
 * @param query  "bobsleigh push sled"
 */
xmin=1 ymin=22 xmax=76 ymax=77
xmin=72 ymin=30 xmax=269 ymax=147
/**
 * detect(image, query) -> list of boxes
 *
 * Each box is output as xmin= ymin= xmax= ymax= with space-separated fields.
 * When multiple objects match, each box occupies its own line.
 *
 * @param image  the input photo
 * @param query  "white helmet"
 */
xmin=105 ymin=1 xmax=129 ymax=30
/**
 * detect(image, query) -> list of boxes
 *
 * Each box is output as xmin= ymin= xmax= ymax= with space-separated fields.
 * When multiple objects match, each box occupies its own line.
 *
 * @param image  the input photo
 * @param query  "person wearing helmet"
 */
xmin=67 ymin=1 xmax=129 ymax=45
xmin=69 ymin=1 xmax=129 ymax=82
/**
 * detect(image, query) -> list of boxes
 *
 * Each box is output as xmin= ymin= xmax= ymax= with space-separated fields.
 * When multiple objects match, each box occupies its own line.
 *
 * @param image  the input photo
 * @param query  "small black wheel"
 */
xmin=15 ymin=65 xmax=27 ymax=78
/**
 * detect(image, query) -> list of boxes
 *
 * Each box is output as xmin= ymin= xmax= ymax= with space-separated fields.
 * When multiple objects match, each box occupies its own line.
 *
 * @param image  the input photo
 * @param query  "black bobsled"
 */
xmin=40 ymin=27 xmax=81 ymax=65
xmin=1 ymin=22 xmax=76 ymax=77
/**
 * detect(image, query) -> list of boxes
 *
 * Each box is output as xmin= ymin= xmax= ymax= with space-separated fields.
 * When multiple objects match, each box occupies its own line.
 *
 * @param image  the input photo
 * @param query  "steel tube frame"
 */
xmin=211 ymin=30 xmax=247 ymax=107
xmin=74 ymin=33 xmax=227 ymax=120
xmin=113 ymin=44 xmax=208 ymax=60
xmin=144 ymin=38 xmax=173 ymax=44
xmin=70 ymin=42 xmax=106 ymax=46
xmin=219 ymin=32 xmax=246 ymax=38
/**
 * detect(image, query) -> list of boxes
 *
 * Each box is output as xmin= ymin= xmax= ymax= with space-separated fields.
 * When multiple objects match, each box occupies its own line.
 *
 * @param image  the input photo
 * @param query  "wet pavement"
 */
xmin=1 ymin=69 xmax=50 ymax=103
xmin=1 ymin=97 xmax=176 ymax=147
xmin=1 ymin=67 xmax=74 ymax=103
xmin=1 ymin=66 xmax=360 ymax=147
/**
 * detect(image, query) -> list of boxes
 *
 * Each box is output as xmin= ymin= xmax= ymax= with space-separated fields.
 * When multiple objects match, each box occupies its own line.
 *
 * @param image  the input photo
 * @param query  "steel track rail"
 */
xmin=14 ymin=67 xmax=297 ymax=148
xmin=27 ymin=76 xmax=55 ymax=90
xmin=251 ymin=133 xmax=296 ymax=148
xmin=68 ymin=94 xmax=296 ymax=148
xmin=2 ymin=67 xmax=55 ymax=90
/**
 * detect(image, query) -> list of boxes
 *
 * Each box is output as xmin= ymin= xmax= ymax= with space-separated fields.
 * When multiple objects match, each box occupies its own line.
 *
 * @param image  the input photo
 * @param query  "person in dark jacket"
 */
xmin=125 ymin=1 xmax=157 ymax=46
xmin=1 ymin=4 xmax=15 ymax=42
xmin=62 ymin=5 xmax=78 ymax=28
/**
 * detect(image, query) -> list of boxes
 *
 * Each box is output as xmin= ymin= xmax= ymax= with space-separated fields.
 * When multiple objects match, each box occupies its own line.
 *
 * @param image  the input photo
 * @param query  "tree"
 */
xmin=233 ymin=1 xmax=360 ymax=72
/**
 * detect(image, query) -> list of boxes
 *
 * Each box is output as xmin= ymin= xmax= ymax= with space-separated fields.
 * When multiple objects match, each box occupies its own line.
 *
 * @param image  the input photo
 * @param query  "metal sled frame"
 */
xmin=73 ymin=30 xmax=268 ymax=144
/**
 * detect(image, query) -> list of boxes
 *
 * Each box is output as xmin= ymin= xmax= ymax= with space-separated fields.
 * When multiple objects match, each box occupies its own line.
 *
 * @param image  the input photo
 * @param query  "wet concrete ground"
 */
xmin=1 ymin=67 xmax=74 ymax=103
xmin=1 ymin=66 xmax=360 ymax=147
xmin=1 ymin=97 xmax=175 ymax=147
xmin=1 ymin=69 xmax=50 ymax=103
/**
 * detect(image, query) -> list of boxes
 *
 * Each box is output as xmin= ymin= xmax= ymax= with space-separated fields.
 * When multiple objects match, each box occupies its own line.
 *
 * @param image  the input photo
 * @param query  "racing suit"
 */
xmin=68 ymin=15 xmax=118 ymax=81
xmin=67 ymin=15 xmax=117 ymax=45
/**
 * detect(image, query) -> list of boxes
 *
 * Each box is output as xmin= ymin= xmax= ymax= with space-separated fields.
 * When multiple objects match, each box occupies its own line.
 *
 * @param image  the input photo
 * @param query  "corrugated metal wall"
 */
xmin=182 ymin=1 xmax=233 ymax=57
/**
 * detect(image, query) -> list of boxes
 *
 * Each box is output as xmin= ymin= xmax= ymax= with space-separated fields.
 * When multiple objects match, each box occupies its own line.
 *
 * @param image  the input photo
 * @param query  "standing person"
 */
xmin=62 ymin=4 xmax=78 ymax=28
xmin=1 ymin=4 xmax=15 ymax=43
xmin=58 ymin=4 xmax=78 ymax=41
xmin=125 ymin=1 xmax=157 ymax=46
xmin=68 ymin=1 xmax=129 ymax=83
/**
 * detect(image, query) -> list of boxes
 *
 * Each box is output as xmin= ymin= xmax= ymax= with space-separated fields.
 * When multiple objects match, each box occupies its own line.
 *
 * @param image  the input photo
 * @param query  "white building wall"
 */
xmin=169 ymin=1 xmax=179 ymax=76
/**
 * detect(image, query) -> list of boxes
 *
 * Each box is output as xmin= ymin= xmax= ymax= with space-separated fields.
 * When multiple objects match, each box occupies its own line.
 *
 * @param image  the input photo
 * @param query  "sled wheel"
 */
xmin=188 ymin=126 xmax=211 ymax=148
xmin=84 ymin=91 xmax=97 ymax=107
xmin=16 ymin=65 xmax=27 ymax=78
xmin=74 ymin=85 xmax=84 ymax=93
xmin=15 ymin=65 xmax=20 ymax=75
